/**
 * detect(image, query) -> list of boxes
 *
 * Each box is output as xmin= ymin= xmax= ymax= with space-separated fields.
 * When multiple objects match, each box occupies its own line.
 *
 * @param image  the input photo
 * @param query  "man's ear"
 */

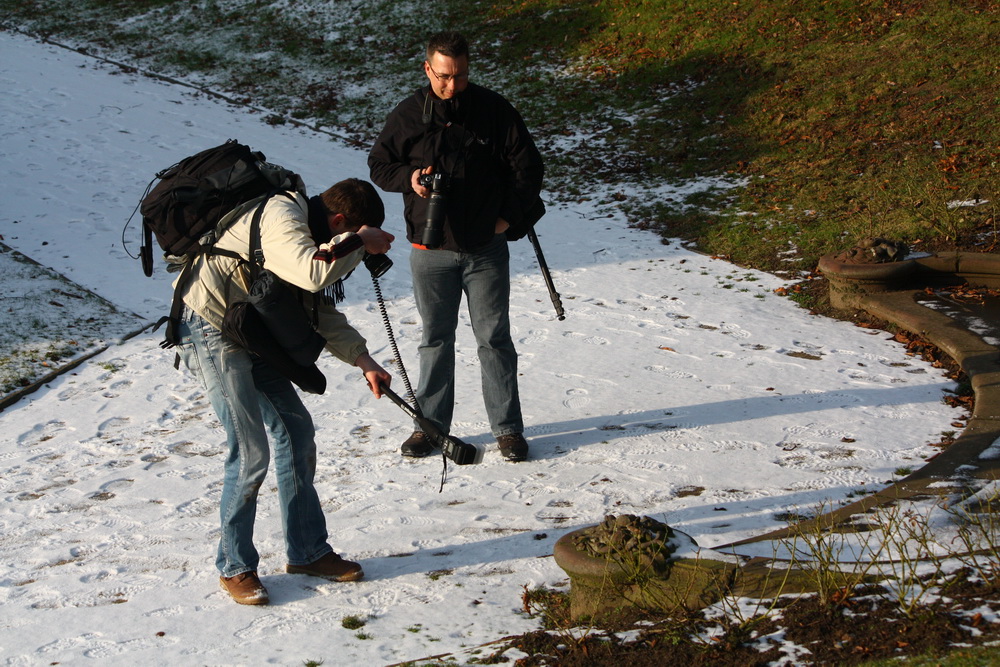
xmin=328 ymin=212 xmax=348 ymax=234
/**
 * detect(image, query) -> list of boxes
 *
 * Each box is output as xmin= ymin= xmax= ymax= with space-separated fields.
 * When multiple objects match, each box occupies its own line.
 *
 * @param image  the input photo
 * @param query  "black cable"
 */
xmin=371 ymin=273 xmax=416 ymax=405
xmin=370 ymin=271 xmax=450 ymax=490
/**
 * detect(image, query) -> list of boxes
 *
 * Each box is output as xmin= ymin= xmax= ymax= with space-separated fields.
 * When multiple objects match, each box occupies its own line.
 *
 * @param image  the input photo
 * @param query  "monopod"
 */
xmin=528 ymin=228 xmax=565 ymax=321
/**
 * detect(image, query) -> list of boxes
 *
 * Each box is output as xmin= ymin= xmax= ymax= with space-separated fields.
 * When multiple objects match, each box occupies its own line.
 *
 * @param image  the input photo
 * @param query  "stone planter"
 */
xmin=553 ymin=515 xmax=830 ymax=622
xmin=552 ymin=515 xmax=738 ymax=622
xmin=818 ymin=253 xmax=917 ymax=310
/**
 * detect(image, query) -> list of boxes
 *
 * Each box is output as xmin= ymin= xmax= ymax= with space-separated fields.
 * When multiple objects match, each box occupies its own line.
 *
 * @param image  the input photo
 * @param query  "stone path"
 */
xmin=728 ymin=254 xmax=1000 ymax=547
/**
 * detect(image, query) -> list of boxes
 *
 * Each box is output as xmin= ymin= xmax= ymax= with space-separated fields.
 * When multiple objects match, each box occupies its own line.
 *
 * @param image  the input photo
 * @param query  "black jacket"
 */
xmin=368 ymin=82 xmax=544 ymax=252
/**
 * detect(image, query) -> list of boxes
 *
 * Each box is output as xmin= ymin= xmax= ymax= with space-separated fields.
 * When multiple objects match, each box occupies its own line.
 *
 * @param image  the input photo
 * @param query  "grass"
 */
xmin=2 ymin=1 xmax=995 ymax=275
xmin=0 ymin=244 xmax=143 ymax=398
xmin=478 ymin=0 xmax=999 ymax=273
xmin=865 ymin=648 xmax=1000 ymax=666
xmin=1 ymin=1 xmax=999 ymax=663
xmin=340 ymin=614 xmax=369 ymax=630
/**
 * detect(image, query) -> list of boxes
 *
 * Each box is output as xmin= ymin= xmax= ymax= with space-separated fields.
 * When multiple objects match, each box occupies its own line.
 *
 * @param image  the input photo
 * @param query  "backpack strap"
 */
xmin=141 ymin=224 xmax=154 ymax=277
xmin=246 ymin=191 xmax=319 ymax=325
xmin=247 ymin=195 xmax=267 ymax=276
xmin=245 ymin=190 xmax=302 ymax=284
xmin=157 ymin=190 xmax=295 ymax=349
xmin=155 ymin=245 xmax=244 ymax=350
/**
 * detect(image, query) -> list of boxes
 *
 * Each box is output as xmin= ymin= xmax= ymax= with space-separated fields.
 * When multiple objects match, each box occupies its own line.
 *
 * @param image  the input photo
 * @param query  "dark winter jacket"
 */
xmin=368 ymin=82 xmax=544 ymax=252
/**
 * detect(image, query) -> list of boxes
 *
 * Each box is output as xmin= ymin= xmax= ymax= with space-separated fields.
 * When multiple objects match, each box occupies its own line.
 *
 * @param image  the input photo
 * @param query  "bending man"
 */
xmin=175 ymin=177 xmax=394 ymax=605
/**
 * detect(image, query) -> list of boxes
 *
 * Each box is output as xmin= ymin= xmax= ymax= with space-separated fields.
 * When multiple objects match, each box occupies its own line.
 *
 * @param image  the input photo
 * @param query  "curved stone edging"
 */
xmin=725 ymin=254 xmax=1000 ymax=549
xmin=818 ymin=254 xmax=917 ymax=309
xmin=915 ymin=251 xmax=1000 ymax=287
xmin=820 ymin=251 xmax=1000 ymax=311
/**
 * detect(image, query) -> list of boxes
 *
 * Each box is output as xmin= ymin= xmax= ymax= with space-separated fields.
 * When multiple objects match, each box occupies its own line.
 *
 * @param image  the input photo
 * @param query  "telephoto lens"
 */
xmin=419 ymin=173 xmax=446 ymax=248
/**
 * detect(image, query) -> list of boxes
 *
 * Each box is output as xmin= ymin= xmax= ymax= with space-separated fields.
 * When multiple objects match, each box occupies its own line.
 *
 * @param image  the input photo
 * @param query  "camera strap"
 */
xmin=421 ymin=91 xmax=433 ymax=125
xmin=370 ymin=271 xmax=453 ymax=491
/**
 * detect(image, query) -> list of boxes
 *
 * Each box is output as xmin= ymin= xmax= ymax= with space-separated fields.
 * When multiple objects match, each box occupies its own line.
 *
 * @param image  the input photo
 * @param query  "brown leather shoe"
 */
xmin=219 ymin=571 xmax=269 ymax=605
xmin=286 ymin=552 xmax=364 ymax=582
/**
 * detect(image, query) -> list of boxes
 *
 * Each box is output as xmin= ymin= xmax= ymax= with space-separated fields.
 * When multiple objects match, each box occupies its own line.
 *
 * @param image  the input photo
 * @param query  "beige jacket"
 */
xmin=178 ymin=191 xmax=369 ymax=365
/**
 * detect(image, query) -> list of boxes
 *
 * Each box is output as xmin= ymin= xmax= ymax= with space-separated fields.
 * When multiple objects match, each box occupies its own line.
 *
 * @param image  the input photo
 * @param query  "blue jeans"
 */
xmin=176 ymin=311 xmax=332 ymax=577
xmin=410 ymin=234 xmax=523 ymax=437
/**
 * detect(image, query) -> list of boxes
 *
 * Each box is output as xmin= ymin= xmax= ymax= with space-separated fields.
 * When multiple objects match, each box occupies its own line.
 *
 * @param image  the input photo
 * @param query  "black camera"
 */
xmin=417 ymin=172 xmax=447 ymax=248
xmin=377 ymin=383 xmax=485 ymax=465
xmin=363 ymin=252 xmax=392 ymax=279
xmin=436 ymin=431 xmax=484 ymax=465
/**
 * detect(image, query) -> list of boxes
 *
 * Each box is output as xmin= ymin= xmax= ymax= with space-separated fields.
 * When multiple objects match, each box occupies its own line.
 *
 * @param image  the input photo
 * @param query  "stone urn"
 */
xmin=818 ymin=237 xmax=915 ymax=309
xmin=554 ymin=515 xmax=841 ymax=622
xmin=552 ymin=515 xmax=739 ymax=622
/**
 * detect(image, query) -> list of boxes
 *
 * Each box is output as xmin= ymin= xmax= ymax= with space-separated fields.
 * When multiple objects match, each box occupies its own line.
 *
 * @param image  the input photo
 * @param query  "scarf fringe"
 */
xmin=320 ymin=279 xmax=346 ymax=305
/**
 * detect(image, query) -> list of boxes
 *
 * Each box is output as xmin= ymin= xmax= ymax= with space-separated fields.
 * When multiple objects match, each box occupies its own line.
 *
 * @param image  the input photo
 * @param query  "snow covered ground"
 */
xmin=0 ymin=31 xmax=963 ymax=665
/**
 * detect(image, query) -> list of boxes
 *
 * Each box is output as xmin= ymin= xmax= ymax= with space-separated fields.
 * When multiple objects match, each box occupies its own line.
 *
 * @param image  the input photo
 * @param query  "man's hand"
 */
xmin=355 ymin=353 xmax=391 ymax=399
xmin=495 ymin=218 xmax=510 ymax=234
xmin=411 ymin=166 xmax=433 ymax=198
xmin=357 ymin=226 xmax=394 ymax=255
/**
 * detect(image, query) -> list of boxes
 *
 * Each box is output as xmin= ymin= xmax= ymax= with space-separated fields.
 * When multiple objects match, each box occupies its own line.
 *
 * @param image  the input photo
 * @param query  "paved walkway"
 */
xmin=728 ymin=261 xmax=1000 ymax=547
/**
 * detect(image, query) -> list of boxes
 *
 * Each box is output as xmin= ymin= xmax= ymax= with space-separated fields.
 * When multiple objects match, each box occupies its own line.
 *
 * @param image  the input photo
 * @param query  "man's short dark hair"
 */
xmin=320 ymin=178 xmax=385 ymax=229
xmin=426 ymin=31 xmax=469 ymax=61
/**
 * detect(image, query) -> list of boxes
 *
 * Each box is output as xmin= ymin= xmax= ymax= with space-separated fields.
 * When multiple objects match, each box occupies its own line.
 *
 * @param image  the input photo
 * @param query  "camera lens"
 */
xmin=421 ymin=173 xmax=446 ymax=248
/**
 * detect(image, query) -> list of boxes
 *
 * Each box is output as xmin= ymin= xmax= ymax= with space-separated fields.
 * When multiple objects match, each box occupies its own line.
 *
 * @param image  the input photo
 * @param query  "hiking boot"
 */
xmin=219 ymin=571 xmax=269 ymax=605
xmin=497 ymin=434 xmax=529 ymax=462
xmin=401 ymin=430 xmax=434 ymax=458
xmin=286 ymin=552 xmax=364 ymax=582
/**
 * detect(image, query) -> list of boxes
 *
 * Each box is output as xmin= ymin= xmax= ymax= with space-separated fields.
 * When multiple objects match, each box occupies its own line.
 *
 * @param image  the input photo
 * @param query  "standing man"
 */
xmin=175 ymin=177 xmax=395 ymax=605
xmin=368 ymin=31 xmax=545 ymax=463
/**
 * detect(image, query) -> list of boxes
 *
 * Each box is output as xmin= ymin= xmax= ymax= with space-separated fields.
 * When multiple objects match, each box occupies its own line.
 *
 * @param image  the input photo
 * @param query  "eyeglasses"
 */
xmin=426 ymin=63 xmax=469 ymax=84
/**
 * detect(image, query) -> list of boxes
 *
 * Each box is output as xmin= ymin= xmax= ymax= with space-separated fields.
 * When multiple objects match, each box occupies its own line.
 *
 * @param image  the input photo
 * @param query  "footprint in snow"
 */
xmin=17 ymin=419 xmax=66 ymax=447
xmin=563 ymin=388 xmax=589 ymax=410
xmin=519 ymin=328 xmax=548 ymax=344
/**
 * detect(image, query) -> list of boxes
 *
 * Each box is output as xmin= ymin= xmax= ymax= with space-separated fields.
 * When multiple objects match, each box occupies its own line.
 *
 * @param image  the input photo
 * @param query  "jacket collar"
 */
xmin=307 ymin=195 xmax=333 ymax=245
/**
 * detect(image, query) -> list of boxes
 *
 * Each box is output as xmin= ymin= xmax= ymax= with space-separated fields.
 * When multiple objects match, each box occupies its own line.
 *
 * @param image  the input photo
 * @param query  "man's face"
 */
xmin=424 ymin=52 xmax=469 ymax=100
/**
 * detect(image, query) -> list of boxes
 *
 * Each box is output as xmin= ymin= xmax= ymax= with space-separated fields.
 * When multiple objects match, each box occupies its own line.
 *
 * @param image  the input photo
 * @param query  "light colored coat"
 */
xmin=178 ymin=191 xmax=369 ymax=365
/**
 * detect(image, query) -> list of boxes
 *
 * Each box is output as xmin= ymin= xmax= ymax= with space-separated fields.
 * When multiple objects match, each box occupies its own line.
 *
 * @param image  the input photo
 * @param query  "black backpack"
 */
xmin=132 ymin=140 xmax=304 ymax=346
xmin=138 ymin=139 xmax=303 ymax=274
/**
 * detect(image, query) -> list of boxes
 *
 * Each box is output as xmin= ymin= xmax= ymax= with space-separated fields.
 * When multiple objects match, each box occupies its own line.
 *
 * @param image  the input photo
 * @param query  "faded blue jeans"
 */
xmin=410 ymin=234 xmax=523 ymax=438
xmin=176 ymin=310 xmax=332 ymax=577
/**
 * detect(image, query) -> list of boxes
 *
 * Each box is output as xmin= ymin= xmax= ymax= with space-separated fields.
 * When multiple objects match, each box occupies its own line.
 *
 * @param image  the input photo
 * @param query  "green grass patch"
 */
xmin=476 ymin=0 xmax=999 ymax=272
xmin=860 ymin=643 xmax=1000 ymax=666
xmin=340 ymin=614 xmax=369 ymax=630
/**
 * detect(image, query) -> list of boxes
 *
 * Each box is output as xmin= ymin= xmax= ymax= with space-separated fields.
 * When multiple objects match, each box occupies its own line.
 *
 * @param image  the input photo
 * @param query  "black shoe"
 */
xmin=497 ymin=434 xmax=529 ymax=462
xmin=401 ymin=431 xmax=434 ymax=458
xmin=286 ymin=552 xmax=364 ymax=582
